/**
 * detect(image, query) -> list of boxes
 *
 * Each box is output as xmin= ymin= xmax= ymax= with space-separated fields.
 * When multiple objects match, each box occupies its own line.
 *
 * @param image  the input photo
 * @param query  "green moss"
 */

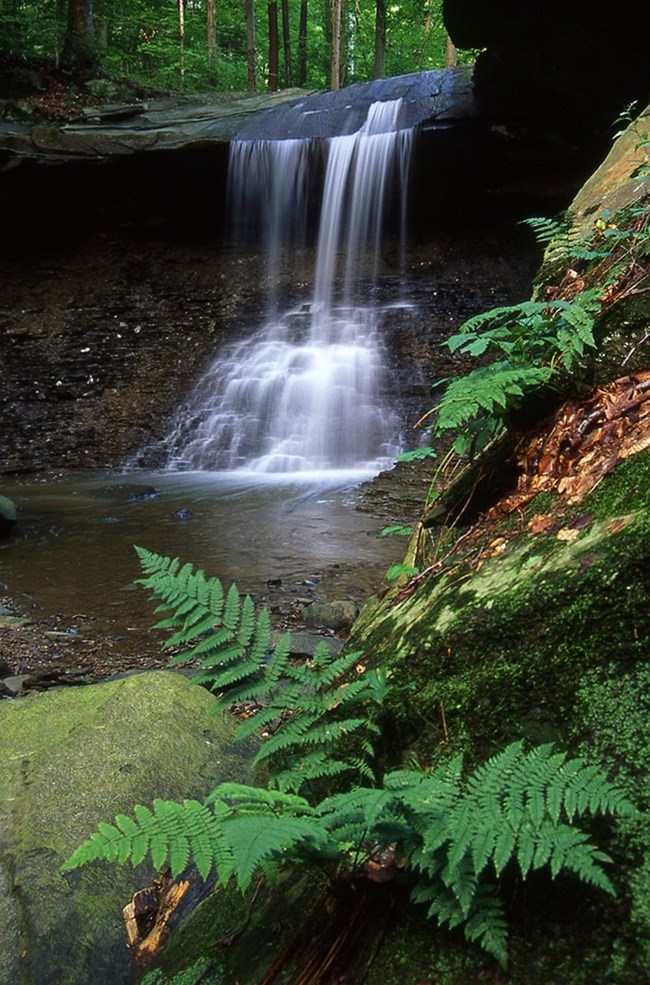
xmin=0 ymin=671 xmax=257 ymax=985
xmin=141 ymin=871 xmax=326 ymax=984
xmin=353 ymin=451 xmax=650 ymax=763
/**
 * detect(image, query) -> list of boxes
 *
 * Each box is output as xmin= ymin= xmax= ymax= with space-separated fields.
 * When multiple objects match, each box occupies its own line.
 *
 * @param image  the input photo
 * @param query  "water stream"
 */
xmin=1 ymin=100 xmax=423 ymax=668
xmin=163 ymin=99 xmax=413 ymax=474
xmin=0 ymin=97 xmax=537 ymax=671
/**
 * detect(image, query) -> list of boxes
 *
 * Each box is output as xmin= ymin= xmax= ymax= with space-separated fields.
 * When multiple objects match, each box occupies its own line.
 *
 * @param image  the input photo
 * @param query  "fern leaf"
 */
xmin=462 ymin=887 xmax=509 ymax=968
xmin=491 ymin=824 xmax=517 ymax=877
xmin=319 ymin=786 xmax=395 ymax=835
xmin=62 ymin=798 xmax=234 ymax=881
xmin=254 ymin=716 xmax=368 ymax=764
xmin=413 ymin=878 xmax=467 ymax=930
xmin=270 ymin=753 xmax=355 ymax=794
xmin=516 ymin=827 xmax=536 ymax=878
xmin=222 ymin=814 xmax=326 ymax=892
xmin=209 ymin=782 xmax=314 ymax=815
xmin=257 ymin=630 xmax=292 ymax=689
xmin=520 ymin=214 xmax=570 ymax=246
xmin=222 ymin=582 xmax=242 ymax=630
xmin=547 ymin=823 xmax=614 ymax=892
xmin=441 ymin=851 xmax=478 ymax=917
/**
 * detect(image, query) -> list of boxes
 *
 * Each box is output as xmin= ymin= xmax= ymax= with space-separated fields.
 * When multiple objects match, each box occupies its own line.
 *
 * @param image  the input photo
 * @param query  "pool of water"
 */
xmin=0 ymin=469 xmax=403 ymax=645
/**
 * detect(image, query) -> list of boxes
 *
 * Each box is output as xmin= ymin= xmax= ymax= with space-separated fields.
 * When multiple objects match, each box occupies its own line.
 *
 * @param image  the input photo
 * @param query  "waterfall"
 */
xmin=164 ymin=98 xmax=414 ymax=475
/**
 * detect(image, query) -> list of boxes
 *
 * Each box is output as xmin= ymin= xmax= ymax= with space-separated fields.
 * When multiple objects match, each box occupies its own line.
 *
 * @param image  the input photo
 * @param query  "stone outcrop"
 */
xmin=444 ymin=0 xmax=650 ymax=145
xmin=0 ymin=671 xmax=256 ymax=985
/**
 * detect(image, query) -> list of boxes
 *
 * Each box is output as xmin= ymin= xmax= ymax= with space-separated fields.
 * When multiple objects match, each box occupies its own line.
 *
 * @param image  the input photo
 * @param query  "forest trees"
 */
xmin=61 ymin=0 xmax=97 ymax=70
xmin=0 ymin=0 xmax=464 ymax=95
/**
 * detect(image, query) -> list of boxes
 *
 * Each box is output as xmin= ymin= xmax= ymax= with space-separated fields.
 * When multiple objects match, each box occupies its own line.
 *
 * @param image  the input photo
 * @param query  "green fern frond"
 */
xmin=462 ymin=886 xmax=509 ymax=967
xmin=521 ymin=214 xmax=570 ymax=245
xmin=270 ymin=752 xmax=356 ymax=794
xmin=254 ymin=716 xmax=368 ymax=763
xmin=62 ymin=798 xmax=234 ymax=882
xmin=220 ymin=814 xmax=327 ymax=892
xmin=449 ymin=301 xmax=549 ymax=344
xmin=432 ymin=362 xmax=553 ymax=435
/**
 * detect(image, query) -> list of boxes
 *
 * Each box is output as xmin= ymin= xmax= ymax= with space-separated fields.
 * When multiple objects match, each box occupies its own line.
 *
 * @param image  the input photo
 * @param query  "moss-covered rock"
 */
xmin=0 ymin=671 xmax=255 ymax=985
xmin=353 ymin=449 xmax=649 ymax=758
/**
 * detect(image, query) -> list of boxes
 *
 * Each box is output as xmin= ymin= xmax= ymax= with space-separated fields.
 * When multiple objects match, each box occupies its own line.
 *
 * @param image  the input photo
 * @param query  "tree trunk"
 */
xmin=178 ymin=0 xmax=185 ymax=88
xmin=330 ymin=0 xmax=342 ymax=90
xmin=281 ymin=0 xmax=292 ymax=87
xmin=207 ymin=0 xmax=217 ymax=66
xmin=246 ymin=0 xmax=257 ymax=91
xmin=373 ymin=0 xmax=385 ymax=78
xmin=61 ymin=0 xmax=97 ymax=70
xmin=268 ymin=1 xmax=279 ymax=91
xmin=297 ymin=0 xmax=308 ymax=86
xmin=446 ymin=34 xmax=457 ymax=67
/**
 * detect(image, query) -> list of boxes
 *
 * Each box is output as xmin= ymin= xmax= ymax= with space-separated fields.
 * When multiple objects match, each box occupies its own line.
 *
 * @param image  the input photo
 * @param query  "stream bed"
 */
xmin=0 ymin=469 xmax=406 ymax=682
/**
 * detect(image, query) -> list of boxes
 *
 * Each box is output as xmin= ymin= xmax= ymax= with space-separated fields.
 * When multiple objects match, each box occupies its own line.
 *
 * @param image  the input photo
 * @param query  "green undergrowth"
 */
xmin=355 ymin=450 xmax=650 ymax=762
xmin=349 ymin=450 xmax=650 ymax=979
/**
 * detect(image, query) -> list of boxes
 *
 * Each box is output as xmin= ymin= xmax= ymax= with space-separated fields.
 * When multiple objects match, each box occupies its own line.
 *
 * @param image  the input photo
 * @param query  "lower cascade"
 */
xmin=163 ymin=98 xmax=415 ymax=475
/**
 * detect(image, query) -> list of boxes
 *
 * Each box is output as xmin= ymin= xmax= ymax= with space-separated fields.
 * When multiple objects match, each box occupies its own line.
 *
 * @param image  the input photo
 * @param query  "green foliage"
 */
xmin=396 ymin=446 xmax=438 ymax=463
xmin=403 ymin=190 xmax=650 ymax=463
xmin=381 ymin=524 xmax=414 ymax=537
xmin=386 ymin=562 xmax=421 ymax=582
xmin=61 ymin=553 xmax=636 ymax=969
xmin=0 ymin=0 xmax=460 ymax=95
xmin=134 ymin=546 xmax=387 ymax=794
xmin=425 ymin=290 xmax=601 ymax=455
xmin=141 ymin=955 xmax=225 ymax=985
xmin=575 ymin=664 xmax=650 ymax=974
xmin=64 ymin=735 xmax=633 ymax=968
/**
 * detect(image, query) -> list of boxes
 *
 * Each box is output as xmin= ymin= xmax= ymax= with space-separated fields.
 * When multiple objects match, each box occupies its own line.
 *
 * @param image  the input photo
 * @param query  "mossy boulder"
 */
xmin=0 ymin=495 xmax=17 ymax=536
xmin=353 ymin=449 xmax=650 ymax=760
xmin=0 ymin=671 xmax=255 ymax=985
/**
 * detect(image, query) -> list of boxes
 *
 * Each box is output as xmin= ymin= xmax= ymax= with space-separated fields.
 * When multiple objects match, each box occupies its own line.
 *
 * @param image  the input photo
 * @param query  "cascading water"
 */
xmin=164 ymin=98 xmax=414 ymax=475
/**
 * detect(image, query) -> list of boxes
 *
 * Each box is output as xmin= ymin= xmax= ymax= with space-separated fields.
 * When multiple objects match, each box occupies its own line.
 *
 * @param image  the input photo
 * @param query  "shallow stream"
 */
xmin=0 ymin=469 xmax=405 ymax=673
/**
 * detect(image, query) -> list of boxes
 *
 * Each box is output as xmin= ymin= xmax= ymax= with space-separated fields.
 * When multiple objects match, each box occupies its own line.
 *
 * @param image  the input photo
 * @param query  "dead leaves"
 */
xmin=494 ymin=369 xmax=650 ymax=514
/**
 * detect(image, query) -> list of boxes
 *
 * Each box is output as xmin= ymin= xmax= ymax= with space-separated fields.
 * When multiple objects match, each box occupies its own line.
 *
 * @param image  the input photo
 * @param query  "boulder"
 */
xmin=0 ymin=671 xmax=256 ymax=985
xmin=0 ymin=495 xmax=16 ymax=536
xmin=303 ymin=600 xmax=359 ymax=633
xmin=443 ymin=0 xmax=649 ymax=142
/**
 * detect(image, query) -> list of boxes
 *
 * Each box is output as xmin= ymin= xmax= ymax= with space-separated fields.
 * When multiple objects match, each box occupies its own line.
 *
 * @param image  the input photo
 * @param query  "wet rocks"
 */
xmin=303 ymin=599 xmax=359 ymax=633
xmin=0 ymin=495 xmax=16 ymax=536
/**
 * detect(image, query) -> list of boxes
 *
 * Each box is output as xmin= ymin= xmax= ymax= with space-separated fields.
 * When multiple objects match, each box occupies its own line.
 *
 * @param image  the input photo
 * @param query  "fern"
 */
xmin=64 ymin=731 xmax=634 ymax=970
xmin=422 ymin=288 xmax=602 ymax=456
xmin=521 ymin=214 xmax=571 ymax=246
xmin=134 ymin=548 xmax=388 ymax=795
xmin=64 ymin=553 xmax=637 ymax=970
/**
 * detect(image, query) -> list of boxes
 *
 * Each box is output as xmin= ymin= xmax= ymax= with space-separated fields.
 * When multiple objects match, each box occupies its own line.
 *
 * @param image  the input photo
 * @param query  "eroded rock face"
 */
xmin=444 ymin=0 xmax=650 ymax=144
xmin=0 ymin=671 xmax=255 ymax=985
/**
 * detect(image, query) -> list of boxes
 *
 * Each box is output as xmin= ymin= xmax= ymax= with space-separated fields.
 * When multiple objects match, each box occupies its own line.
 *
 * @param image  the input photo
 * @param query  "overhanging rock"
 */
xmin=0 ymin=69 xmax=476 ymax=169
xmin=234 ymin=68 xmax=476 ymax=140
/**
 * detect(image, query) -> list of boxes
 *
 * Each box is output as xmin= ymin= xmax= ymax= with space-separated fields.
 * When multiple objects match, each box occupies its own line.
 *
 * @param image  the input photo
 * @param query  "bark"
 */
xmin=268 ymin=1 xmax=279 ymax=91
xmin=61 ymin=0 xmax=97 ymax=70
xmin=246 ymin=0 xmax=257 ymax=91
xmin=373 ymin=0 xmax=386 ymax=78
xmin=446 ymin=34 xmax=458 ymax=67
xmin=178 ymin=0 xmax=185 ymax=87
xmin=330 ymin=0 xmax=342 ymax=90
xmin=297 ymin=0 xmax=308 ymax=86
xmin=281 ymin=0 xmax=292 ymax=86
xmin=207 ymin=0 xmax=217 ymax=65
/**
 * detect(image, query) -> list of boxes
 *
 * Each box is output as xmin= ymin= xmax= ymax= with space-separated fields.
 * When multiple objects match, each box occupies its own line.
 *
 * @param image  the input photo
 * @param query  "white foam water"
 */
xmin=164 ymin=99 xmax=414 ymax=474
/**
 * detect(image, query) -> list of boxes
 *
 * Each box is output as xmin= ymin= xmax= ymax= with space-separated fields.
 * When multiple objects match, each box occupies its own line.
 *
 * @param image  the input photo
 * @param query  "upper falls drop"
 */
xmin=164 ymin=97 xmax=415 ymax=475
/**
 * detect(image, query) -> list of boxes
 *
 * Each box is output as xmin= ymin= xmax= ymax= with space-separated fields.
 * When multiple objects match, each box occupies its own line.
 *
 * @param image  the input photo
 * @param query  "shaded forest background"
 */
xmin=0 ymin=0 xmax=470 ymax=98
